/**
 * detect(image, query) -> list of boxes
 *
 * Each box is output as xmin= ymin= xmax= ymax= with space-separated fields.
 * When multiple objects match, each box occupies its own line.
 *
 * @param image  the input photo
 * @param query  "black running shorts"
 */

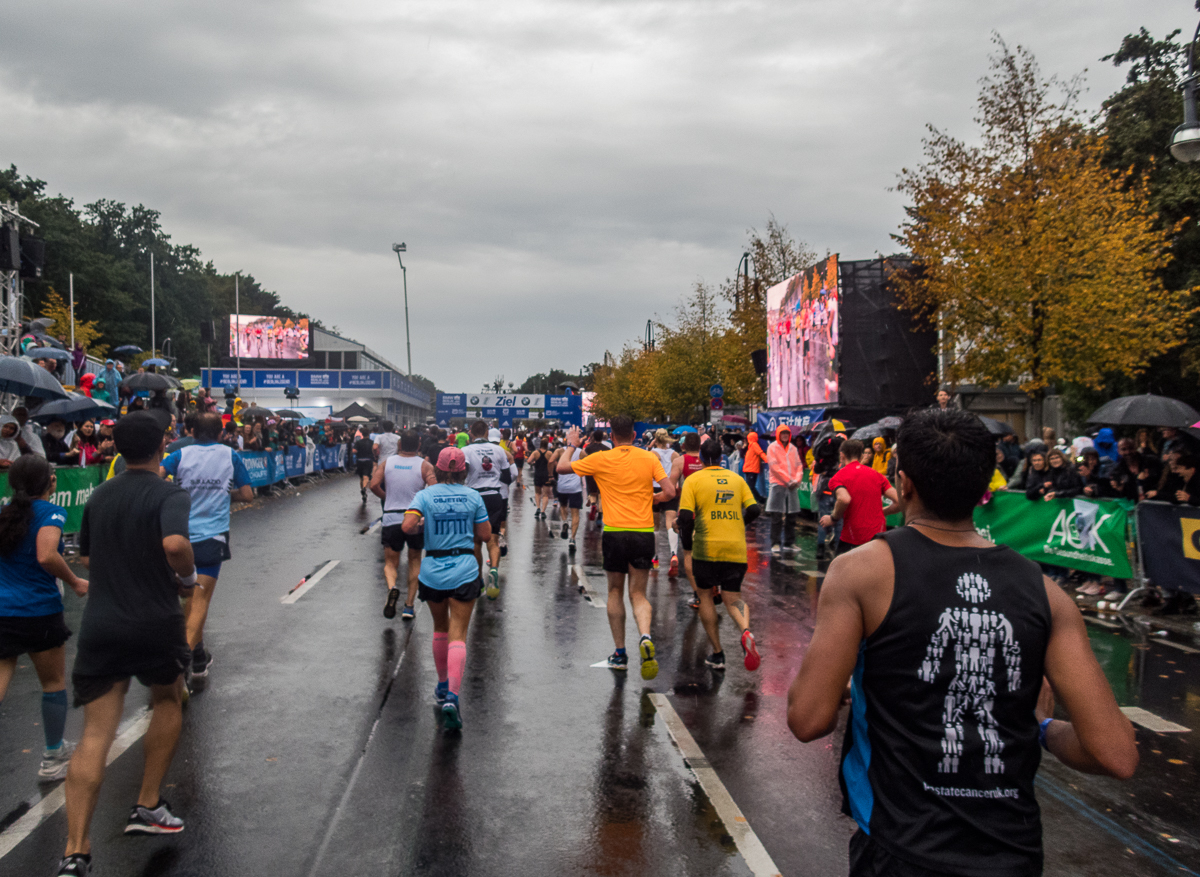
xmin=691 ymin=560 xmax=747 ymax=593
xmin=0 ymin=612 xmax=71 ymax=659
xmin=356 ymin=460 xmax=374 ymax=478
xmin=556 ymin=491 xmax=584 ymax=510
xmin=73 ymin=657 xmax=187 ymax=707
xmin=533 ymin=476 xmax=548 ymax=489
xmin=480 ymin=492 xmax=506 ymax=530
xmin=381 ymin=523 xmax=424 ymax=553
xmin=418 ymin=577 xmax=484 ymax=603
xmin=601 ymin=531 xmax=656 ymax=573
xmin=515 ymin=458 xmax=525 ymax=470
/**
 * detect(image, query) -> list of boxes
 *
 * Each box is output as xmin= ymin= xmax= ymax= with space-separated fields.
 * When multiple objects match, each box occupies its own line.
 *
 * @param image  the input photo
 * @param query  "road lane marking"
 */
xmin=1120 ymin=707 xmax=1191 ymax=734
xmin=1083 ymin=616 xmax=1120 ymax=629
xmin=574 ymin=563 xmax=608 ymax=609
xmin=1153 ymin=638 xmax=1200 ymax=654
xmin=650 ymin=694 xmax=782 ymax=877
xmin=1036 ymin=773 xmax=1200 ymax=876
xmin=306 ymin=624 xmax=412 ymax=877
xmin=0 ymin=708 xmax=151 ymax=860
xmin=282 ymin=560 xmax=340 ymax=604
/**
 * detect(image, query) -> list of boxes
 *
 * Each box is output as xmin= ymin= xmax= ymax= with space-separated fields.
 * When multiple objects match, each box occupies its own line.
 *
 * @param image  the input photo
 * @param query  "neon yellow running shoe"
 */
xmin=485 ymin=567 xmax=500 ymax=600
xmin=639 ymin=636 xmax=658 ymax=680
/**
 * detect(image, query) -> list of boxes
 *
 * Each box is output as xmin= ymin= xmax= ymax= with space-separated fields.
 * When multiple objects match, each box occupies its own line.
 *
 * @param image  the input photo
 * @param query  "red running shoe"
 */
xmin=741 ymin=630 xmax=761 ymax=671
xmin=668 ymin=554 xmax=679 ymax=576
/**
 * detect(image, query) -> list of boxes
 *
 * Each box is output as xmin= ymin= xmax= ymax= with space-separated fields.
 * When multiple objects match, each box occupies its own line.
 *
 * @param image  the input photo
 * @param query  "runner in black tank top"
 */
xmin=840 ymin=526 xmax=1049 ymax=874
xmin=786 ymin=408 xmax=1137 ymax=877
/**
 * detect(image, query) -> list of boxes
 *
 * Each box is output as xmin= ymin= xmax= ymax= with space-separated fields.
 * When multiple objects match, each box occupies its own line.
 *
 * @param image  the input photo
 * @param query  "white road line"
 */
xmin=650 ymin=694 xmax=782 ymax=877
xmin=282 ymin=560 xmax=341 ymax=604
xmin=1155 ymin=638 xmax=1200 ymax=655
xmin=368 ymin=521 xmax=382 ymax=535
xmin=1120 ymin=706 xmax=1191 ymax=734
xmin=0 ymin=708 xmax=151 ymax=860
xmin=574 ymin=563 xmax=607 ymax=609
xmin=1083 ymin=616 xmax=1120 ymax=629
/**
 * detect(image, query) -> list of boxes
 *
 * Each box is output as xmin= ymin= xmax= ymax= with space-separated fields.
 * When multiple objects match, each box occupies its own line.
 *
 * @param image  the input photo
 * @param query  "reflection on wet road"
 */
xmin=0 ymin=473 xmax=1197 ymax=876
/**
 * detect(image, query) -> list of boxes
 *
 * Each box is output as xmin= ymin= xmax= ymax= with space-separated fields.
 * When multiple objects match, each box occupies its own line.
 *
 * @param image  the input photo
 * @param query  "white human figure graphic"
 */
xmin=918 ymin=573 xmax=1022 ymax=775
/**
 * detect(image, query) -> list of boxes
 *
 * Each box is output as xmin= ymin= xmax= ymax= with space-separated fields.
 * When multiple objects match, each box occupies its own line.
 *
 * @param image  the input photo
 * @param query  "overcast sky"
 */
xmin=0 ymin=1 xmax=1183 ymax=391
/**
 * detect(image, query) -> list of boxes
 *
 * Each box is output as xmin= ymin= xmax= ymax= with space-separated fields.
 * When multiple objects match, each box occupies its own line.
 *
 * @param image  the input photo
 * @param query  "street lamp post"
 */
xmin=735 ymin=251 xmax=751 ymax=311
xmin=392 ymin=243 xmax=412 ymax=378
xmin=1170 ymin=19 xmax=1200 ymax=162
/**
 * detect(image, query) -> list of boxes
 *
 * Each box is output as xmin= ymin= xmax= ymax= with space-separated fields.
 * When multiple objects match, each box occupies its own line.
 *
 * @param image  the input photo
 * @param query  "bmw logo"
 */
xmin=470 ymin=396 xmax=479 ymax=405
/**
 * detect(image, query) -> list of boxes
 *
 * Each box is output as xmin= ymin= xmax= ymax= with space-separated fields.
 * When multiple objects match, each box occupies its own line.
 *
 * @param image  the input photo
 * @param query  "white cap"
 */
xmin=488 ymin=428 xmax=502 ymax=442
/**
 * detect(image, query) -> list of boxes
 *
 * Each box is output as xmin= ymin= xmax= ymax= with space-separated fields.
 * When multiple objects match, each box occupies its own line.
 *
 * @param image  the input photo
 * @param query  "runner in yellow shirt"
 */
xmin=560 ymin=416 xmax=675 ymax=680
xmin=678 ymin=438 xmax=763 ymax=672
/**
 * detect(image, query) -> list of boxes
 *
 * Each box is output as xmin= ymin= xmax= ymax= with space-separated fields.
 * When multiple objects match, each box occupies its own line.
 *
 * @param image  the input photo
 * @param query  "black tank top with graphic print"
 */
xmin=839 ymin=526 xmax=1052 ymax=876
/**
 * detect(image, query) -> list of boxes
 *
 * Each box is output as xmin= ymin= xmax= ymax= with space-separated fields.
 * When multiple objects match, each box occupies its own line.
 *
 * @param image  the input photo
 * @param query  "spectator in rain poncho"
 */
xmin=90 ymin=377 xmax=113 ymax=406
xmin=1093 ymin=427 xmax=1119 ymax=464
xmin=99 ymin=360 xmax=121 ymax=399
xmin=0 ymin=416 xmax=23 ymax=468
xmin=77 ymin=373 xmax=95 ymax=398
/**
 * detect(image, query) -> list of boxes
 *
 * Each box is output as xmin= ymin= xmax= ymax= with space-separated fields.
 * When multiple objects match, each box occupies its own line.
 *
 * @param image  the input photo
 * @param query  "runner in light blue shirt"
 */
xmin=402 ymin=446 xmax=490 ymax=732
xmin=159 ymin=413 xmax=254 ymax=689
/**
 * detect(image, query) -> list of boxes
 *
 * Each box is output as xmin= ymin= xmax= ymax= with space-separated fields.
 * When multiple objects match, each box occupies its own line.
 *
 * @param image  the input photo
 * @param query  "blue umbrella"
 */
xmin=26 ymin=347 xmax=71 ymax=361
xmin=0 ymin=356 xmax=70 ymax=400
xmin=672 ymin=425 xmax=697 ymax=435
xmin=142 ymin=357 xmax=171 ymax=367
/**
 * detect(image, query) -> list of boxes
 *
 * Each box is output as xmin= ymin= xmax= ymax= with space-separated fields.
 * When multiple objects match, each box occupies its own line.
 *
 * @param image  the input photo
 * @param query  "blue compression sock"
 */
xmin=615 ymin=648 xmax=626 ymax=657
xmin=42 ymin=690 xmax=68 ymax=749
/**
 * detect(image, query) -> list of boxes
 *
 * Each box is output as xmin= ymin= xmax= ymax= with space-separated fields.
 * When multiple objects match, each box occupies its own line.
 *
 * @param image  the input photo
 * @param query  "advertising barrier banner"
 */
xmin=0 ymin=465 xmax=104 ymax=534
xmin=241 ymin=451 xmax=275 ymax=487
xmin=286 ymin=446 xmax=306 ymax=478
xmin=756 ymin=408 xmax=826 ymax=438
xmin=1136 ymin=502 xmax=1200 ymax=595
xmin=972 ymin=491 xmax=1133 ymax=578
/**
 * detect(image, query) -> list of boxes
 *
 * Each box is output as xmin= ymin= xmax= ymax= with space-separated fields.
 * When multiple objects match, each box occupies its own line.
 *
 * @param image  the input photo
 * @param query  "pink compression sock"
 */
xmin=447 ymin=641 xmax=466 ymax=695
xmin=432 ymin=632 xmax=449 ymax=683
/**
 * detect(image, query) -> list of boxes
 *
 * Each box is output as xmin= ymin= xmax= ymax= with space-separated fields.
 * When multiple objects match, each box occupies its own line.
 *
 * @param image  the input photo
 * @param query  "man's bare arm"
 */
xmin=786 ymin=544 xmax=880 ymax=741
xmin=881 ymin=485 xmax=899 ymax=518
xmin=1039 ymin=580 xmax=1138 ymax=779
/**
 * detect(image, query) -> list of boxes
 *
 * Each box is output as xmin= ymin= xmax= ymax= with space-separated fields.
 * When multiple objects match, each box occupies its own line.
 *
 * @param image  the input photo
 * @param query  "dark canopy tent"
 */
xmin=333 ymin=402 xmax=379 ymax=421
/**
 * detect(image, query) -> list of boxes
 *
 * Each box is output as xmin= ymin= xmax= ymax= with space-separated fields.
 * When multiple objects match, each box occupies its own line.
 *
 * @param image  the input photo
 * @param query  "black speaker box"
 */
xmin=19 ymin=237 xmax=44 ymax=279
xmin=0 ymin=228 xmax=19 ymax=272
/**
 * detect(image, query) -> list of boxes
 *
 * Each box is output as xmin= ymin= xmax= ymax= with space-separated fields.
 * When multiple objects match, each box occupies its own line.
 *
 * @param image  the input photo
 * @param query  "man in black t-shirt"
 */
xmin=354 ymin=430 xmax=376 ymax=504
xmin=59 ymin=412 xmax=199 ymax=877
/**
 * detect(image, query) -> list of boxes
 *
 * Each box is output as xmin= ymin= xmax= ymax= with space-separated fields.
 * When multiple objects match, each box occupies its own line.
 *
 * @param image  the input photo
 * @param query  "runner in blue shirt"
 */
xmin=402 ymin=446 xmax=490 ymax=732
xmin=0 ymin=455 xmax=89 ymax=782
xmin=160 ymin=413 xmax=253 ymax=690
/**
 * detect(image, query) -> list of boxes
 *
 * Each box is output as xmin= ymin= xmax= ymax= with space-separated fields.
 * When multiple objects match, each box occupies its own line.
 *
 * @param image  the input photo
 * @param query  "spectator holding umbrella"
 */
xmin=1148 ymin=452 xmax=1200 ymax=506
xmin=1110 ymin=438 xmax=1160 ymax=502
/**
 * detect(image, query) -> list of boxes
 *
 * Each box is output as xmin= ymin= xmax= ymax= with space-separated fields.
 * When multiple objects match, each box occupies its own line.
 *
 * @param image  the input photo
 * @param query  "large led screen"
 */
xmin=766 ymin=255 xmax=839 ymax=408
xmin=229 ymin=315 xmax=309 ymax=360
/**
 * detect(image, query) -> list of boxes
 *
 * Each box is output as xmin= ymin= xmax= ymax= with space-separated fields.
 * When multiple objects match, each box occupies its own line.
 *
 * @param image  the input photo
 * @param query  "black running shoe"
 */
xmin=124 ymin=799 xmax=184 ymax=835
xmin=384 ymin=588 xmax=400 ymax=619
xmin=705 ymin=651 xmax=726 ymax=670
xmin=56 ymin=854 xmax=91 ymax=876
xmin=191 ymin=645 xmax=212 ymax=679
xmin=561 ymin=521 xmax=569 ymax=539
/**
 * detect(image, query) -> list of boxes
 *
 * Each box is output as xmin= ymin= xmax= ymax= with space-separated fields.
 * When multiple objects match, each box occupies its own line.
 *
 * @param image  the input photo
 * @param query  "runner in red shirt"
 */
xmin=819 ymin=439 xmax=899 ymax=555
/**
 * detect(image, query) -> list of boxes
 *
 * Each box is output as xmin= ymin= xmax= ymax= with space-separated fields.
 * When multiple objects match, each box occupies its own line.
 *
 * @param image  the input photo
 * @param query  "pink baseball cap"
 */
xmin=437 ymin=446 xmax=467 ymax=472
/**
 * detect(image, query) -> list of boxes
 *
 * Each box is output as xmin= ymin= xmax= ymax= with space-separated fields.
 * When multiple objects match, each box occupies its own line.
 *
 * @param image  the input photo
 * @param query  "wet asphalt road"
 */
xmin=0 ymin=472 xmax=1198 ymax=876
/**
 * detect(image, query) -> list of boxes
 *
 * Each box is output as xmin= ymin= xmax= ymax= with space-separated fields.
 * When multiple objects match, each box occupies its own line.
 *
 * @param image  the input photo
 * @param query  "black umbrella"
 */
xmin=274 ymin=409 xmax=303 ymax=420
xmin=26 ymin=347 xmax=71 ymax=362
xmin=239 ymin=405 xmax=275 ymax=421
xmin=1087 ymin=394 xmax=1200 ymax=428
xmin=851 ymin=423 xmax=885 ymax=441
xmin=32 ymin=392 xmax=118 ymax=424
xmin=121 ymin=372 xmax=173 ymax=392
xmin=112 ymin=345 xmax=143 ymax=355
xmin=0 ymin=356 xmax=70 ymax=400
xmin=977 ymin=415 xmax=1015 ymax=436
xmin=877 ymin=416 xmax=903 ymax=429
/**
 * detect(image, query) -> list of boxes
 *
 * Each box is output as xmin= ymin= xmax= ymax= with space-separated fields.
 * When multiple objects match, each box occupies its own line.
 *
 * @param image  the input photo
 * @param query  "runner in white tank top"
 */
xmin=553 ymin=447 xmax=585 ymax=550
xmin=370 ymin=434 xmax=436 ymax=620
xmin=651 ymin=430 xmax=681 ymax=573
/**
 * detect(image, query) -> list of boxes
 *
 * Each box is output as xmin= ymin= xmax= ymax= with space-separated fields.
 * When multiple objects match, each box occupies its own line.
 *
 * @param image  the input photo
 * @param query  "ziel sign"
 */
xmin=973 ymin=491 xmax=1133 ymax=578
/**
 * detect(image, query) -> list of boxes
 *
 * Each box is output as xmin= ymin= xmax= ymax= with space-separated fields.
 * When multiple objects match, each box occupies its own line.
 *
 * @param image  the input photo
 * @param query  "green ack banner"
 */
xmin=972 ymin=490 xmax=1133 ymax=579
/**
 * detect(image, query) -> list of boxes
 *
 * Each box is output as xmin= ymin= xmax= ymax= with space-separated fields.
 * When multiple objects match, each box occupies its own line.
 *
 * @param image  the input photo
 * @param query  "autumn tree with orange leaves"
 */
xmin=895 ymin=37 xmax=1192 ymax=432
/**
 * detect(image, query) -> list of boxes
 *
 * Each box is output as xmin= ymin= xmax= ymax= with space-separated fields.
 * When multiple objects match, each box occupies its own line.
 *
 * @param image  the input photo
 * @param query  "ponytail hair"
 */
xmin=0 ymin=454 xmax=54 ymax=556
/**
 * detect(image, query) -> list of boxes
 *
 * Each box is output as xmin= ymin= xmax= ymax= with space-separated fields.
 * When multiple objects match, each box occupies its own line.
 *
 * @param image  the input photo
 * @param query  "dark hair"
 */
xmin=682 ymin=432 xmax=701 ymax=453
xmin=894 ymin=409 xmax=993 ymax=521
xmin=699 ymin=438 xmax=723 ymax=466
xmin=841 ymin=439 xmax=864 ymax=461
xmin=194 ymin=412 xmax=223 ymax=441
xmin=470 ymin=419 xmax=488 ymax=437
xmin=76 ymin=419 xmax=99 ymax=447
xmin=400 ymin=430 xmax=420 ymax=452
xmin=1178 ymin=453 xmax=1199 ymax=470
xmin=610 ymin=416 xmax=634 ymax=441
xmin=435 ymin=467 xmax=467 ymax=484
xmin=183 ymin=412 xmax=200 ymax=435
xmin=592 ymin=429 xmax=606 ymax=443
xmin=0 ymin=455 xmax=54 ymax=556
xmin=114 ymin=411 xmax=167 ymax=464
xmin=380 ymin=420 xmax=395 ymax=433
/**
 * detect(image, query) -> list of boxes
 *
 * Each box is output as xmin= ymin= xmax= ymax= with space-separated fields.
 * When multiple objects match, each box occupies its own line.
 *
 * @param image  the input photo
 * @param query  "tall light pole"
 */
xmin=735 ymin=251 xmax=751 ymax=311
xmin=1170 ymin=18 xmax=1200 ymax=162
xmin=150 ymin=252 xmax=156 ymax=355
xmin=392 ymin=243 xmax=412 ymax=377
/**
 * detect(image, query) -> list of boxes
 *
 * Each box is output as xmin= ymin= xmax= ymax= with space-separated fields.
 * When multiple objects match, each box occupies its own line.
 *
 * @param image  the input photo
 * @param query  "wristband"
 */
xmin=1038 ymin=717 xmax=1054 ymax=751
xmin=178 ymin=569 xmax=198 ymax=588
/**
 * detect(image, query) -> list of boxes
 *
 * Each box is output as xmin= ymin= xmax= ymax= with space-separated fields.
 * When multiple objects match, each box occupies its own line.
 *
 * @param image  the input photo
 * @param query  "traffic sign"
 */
xmin=709 ymin=397 xmax=724 ymax=411
xmin=709 ymin=384 xmax=724 ymax=398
